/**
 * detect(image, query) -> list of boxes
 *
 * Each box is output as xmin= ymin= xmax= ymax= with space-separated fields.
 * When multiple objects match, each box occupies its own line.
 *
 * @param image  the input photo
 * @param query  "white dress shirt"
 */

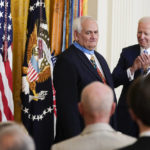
xmin=140 ymin=130 xmax=150 ymax=137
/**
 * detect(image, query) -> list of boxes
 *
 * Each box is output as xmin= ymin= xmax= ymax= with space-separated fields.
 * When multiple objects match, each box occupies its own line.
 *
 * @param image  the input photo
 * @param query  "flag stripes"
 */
xmin=0 ymin=0 xmax=13 ymax=122
xmin=27 ymin=61 xmax=39 ymax=82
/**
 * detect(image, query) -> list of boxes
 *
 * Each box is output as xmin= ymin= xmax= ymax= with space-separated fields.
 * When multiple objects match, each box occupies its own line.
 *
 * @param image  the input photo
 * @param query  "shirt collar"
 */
xmin=140 ymin=47 xmax=150 ymax=54
xmin=81 ymin=123 xmax=114 ymax=135
xmin=73 ymin=42 xmax=94 ymax=55
xmin=139 ymin=131 xmax=150 ymax=137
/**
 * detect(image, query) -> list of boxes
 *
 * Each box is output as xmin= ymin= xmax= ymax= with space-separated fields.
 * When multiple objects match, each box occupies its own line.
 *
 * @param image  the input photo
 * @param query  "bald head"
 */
xmin=79 ymin=82 xmax=114 ymax=124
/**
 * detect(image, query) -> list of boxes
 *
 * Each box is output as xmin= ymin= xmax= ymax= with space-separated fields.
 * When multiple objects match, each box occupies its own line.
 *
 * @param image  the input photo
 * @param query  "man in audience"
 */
xmin=51 ymin=82 xmax=136 ymax=150
xmin=119 ymin=75 xmax=150 ymax=150
xmin=0 ymin=121 xmax=35 ymax=150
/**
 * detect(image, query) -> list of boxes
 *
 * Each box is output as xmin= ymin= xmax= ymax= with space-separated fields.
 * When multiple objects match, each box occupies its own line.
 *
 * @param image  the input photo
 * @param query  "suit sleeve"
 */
xmin=53 ymin=56 xmax=81 ymax=142
xmin=112 ymin=49 xmax=131 ymax=88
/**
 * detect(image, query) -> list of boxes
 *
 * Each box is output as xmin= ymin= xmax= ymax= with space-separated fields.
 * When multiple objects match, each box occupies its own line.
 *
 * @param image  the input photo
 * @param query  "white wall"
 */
xmin=88 ymin=0 xmax=150 ymax=100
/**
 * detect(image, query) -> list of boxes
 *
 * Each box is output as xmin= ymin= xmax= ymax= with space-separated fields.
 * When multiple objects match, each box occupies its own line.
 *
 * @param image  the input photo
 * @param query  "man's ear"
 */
xmin=129 ymin=108 xmax=137 ymax=121
xmin=78 ymin=102 xmax=83 ymax=116
xmin=110 ymin=102 xmax=116 ymax=116
xmin=74 ymin=31 xmax=79 ymax=41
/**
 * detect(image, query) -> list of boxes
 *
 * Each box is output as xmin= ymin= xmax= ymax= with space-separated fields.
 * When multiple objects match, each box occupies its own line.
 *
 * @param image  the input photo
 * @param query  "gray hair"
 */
xmin=139 ymin=16 xmax=150 ymax=24
xmin=0 ymin=122 xmax=35 ymax=150
xmin=73 ymin=16 xmax=98 ymax=33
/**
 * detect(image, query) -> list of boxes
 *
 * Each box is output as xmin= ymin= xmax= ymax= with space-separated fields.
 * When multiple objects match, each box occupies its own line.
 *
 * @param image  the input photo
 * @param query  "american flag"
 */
xmin=0 ymin=0 xmax=14 ymax=121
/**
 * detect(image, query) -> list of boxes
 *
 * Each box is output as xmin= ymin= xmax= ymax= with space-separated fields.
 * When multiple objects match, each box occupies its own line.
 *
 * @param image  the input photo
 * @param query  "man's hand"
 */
xmin=130 ymin=57 xmax=142 ymax=74
xmin=138 ymin=53 xmax=150 ymax=71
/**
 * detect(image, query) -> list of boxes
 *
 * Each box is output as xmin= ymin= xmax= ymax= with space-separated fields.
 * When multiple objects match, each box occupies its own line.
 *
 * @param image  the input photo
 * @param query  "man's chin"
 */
xmin=88 ymin=45 xmax=97 ymax=50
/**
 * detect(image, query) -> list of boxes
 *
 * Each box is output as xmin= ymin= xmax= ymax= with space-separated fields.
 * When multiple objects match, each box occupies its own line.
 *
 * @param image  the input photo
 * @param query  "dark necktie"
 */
xmin=90 ymin=55 xmax=106 ymax=84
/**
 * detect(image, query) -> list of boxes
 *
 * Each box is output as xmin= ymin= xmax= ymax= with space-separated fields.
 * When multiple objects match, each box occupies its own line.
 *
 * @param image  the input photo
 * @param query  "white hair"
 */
xmin=73 ymin=16 xmax=98 ymax=33
xmin=139 ymin=16 xmax=150 ymax=24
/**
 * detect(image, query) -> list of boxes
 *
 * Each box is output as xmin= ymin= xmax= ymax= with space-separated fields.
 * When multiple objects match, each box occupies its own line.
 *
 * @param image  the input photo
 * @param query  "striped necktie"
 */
xmin=90 ymin=55 xmax=106 ymax=84
xmin=143 ymin=49 xmax=148 ymax=54
xmin=143 ymin=49 xmax=150 ymax=74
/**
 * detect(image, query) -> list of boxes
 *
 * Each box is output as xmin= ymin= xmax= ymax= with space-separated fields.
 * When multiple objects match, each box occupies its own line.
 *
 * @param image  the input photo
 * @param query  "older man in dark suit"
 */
xmin=112 ymin=16 xmax=150 ymax=137
xmin=53 ymin=16 xmax=117 ymax=143
xmin=119 ymin=75 xmax=150 ymax=150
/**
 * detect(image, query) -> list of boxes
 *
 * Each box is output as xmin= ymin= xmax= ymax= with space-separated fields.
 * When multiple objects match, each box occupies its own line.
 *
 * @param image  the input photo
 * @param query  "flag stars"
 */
xmin=47 ymin=107 xmax=53 ymax=113
xmin=24 ymin=107 xmax=29 ymax=114
xmin=30 ymin=1 xmax=44 ymax=12
xmin=8 ymin=24 xmax=12 ymax=31
xmin=43 ymin=110 xmax=47 ymax=115
xmin=37 ymin=115 xmax=40 ymax=121
xmin=30 ymin=6 xmax=34 ymax=12
xmin=0 ymin=11 xmax=3 ymax=18
xmin=2 ymin=35 xmax=5 ymax=40
xmin=0 ymin=0 xmax=4 ymax=8
xmin=22 ymin=106 xmax=53 ymax=122
xmin=7 ymin=35 xmax=10 ymax=41
xmin=28 ymin=114 xmax=31 ymax=119
xmin=32 ymin=115 xmax=36 ymax=121
xmin=39 ymin=114 xmax=43 ymax=120
xmin=36 ymin=1 xmax=40 ymax=7
xmin=8 ymin=14 xmax=12 ymax=20
xmin=0 ymin=46 xmax=3 ymax=50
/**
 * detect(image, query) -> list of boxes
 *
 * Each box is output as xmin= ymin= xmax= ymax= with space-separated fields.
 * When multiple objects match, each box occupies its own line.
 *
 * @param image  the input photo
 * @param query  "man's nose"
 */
xmin=91 ymin=33 xmax=95 ymax=38
xmin=140 ymin=33 xmax=145 ymax=39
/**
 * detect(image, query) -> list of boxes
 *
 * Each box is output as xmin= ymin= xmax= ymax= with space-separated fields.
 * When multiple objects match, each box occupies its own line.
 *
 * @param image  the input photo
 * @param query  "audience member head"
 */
xmin=73 ymin=16 xmax=99 ymax=50
xmin=127 ymin=75 xmax=150 ymax=129
xmin=78 ymin=81 xmax=115 ymax=125
xmin=0 ymin=121 xmax=35 ymax=150
xmin=137 ymin=16 xmax=150 ymax=49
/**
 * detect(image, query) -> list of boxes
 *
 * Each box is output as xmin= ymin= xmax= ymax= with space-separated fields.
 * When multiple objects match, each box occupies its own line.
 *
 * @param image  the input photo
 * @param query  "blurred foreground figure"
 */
xmin=119 ymin=75 xmax=150 ymax=150
xmin=0 ymin=121 xmax=35 ymax=150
